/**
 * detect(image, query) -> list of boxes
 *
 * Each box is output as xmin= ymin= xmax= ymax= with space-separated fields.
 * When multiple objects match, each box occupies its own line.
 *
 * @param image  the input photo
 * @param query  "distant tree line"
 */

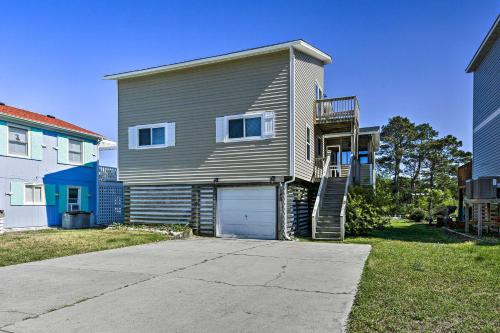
xmin=376 ymin=116 xmax=471 ymax=222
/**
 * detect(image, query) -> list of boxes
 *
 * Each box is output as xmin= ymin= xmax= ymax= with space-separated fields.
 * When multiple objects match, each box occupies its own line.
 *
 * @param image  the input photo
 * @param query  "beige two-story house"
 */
xmin=105 ymin=40 xmax=378 ymax=240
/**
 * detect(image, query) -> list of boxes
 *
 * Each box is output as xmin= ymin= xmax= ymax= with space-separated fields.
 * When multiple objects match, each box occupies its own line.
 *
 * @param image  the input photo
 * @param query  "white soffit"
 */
xmin=104 ymin=40 xmax=332 ymax=80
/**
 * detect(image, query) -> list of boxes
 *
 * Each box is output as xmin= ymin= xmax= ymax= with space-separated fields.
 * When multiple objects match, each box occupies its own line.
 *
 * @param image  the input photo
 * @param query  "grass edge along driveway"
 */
xmin=0 ymin=228 xmax=169 ymax=267
xmin=345 ymin=221 xmax=500 ymax=333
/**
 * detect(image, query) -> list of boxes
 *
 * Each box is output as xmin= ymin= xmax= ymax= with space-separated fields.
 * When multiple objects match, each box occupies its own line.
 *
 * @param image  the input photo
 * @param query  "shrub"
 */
xmin=346 ymin=186 xmax=391 ymax=236
xmin=408 ymin=208 xmax=427 ymax=222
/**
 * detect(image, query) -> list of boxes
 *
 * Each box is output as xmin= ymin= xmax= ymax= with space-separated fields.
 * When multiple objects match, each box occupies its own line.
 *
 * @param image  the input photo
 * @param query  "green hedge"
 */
xmin=346 ymin=186 xmax=391 ymax=236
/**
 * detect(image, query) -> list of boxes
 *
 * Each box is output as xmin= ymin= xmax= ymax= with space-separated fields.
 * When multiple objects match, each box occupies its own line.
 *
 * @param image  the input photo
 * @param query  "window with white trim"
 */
xmin=228 ymin=115 xmax=262 ymax=139
xmin=68 ymin=139 xmax=83 ymax=164
xmin=128 ymin=122 xmax=175 ymax=149
xmin=139 ymin=127 xmax=165 ymax=146
xmin=8 ymin=125 xmax=29 ymax=157
xmin=67 ymin=187 xmax=81 ymax=212
xmin=24 ymin=184 xmax=45 ymax=205
xmin=306 ymin=125 xmax=311 ymax=162
xmin=216 ymin=112 xmax=275 ymax=143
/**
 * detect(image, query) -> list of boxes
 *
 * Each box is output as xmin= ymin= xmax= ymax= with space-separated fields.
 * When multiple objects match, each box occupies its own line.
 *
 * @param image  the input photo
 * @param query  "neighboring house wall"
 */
xmin=472 ymin=37 xmax=500 ymax=179
xmin=293 ymin=50 xmax=324 ymax=182
xmin=118 ymin=51 xmax=291 ymax=185
xmin=0 ymin=120 xmax=98 ymax=229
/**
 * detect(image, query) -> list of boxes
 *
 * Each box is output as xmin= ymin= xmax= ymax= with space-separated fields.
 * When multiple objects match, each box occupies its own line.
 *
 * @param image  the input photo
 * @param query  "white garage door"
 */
xmin=217 ymin=186 xmax=277 ymax=240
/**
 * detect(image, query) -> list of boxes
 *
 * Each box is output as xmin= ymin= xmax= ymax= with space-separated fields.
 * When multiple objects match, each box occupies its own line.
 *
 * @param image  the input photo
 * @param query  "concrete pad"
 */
xmin=0 ymin=264 xmax=151 ymax=327
xmin=0 ymin=238 xmax=370 ymax=333
xmin=5 ymin=276 xmax=354 ymax=333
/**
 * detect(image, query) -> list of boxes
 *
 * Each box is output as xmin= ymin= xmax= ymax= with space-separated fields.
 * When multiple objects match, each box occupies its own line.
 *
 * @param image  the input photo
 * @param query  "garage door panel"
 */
xmin=218 ymin=186 xmax=276 ymax=240
xmin=219 ymin=189 xmax=275 ymax=201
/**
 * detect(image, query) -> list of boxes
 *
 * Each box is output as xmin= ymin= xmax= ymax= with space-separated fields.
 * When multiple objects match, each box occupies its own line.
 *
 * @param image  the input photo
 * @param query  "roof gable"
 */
xmin=466 ymin=15 xmax=500 ymax=73
xmin=0 ymin=104 xmax=102 ymax=139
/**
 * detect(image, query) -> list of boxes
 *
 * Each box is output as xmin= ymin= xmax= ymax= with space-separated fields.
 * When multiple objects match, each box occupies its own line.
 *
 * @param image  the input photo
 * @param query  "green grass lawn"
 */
xmin=346 ymin=221 xmax=500 ymax=333
xmin=0 ymin=228 xmax=169 ymax=267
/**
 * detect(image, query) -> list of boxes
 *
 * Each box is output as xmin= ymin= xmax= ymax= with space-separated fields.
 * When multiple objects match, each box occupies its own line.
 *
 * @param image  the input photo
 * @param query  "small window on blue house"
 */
xmin=69 ymin=139 xmax=83 ymax=164
xmin=25 ymin=184 xmax=45 ymax=205
xmin=8 ymin=126 xmax=29 ymax=157
xmin=67 ymin=187 xmax=81 ymax=212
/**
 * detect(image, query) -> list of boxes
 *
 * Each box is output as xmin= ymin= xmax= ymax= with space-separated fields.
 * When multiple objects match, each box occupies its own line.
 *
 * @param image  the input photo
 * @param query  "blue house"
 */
xmin=0 ymin=103 xmax=104 ymax=230
xmin=463 ymin=15 xmax=500 ymax=235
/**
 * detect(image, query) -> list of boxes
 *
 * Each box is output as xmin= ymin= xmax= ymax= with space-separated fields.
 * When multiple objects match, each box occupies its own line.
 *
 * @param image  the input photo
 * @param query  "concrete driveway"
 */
xmin=0 ymin=238 xmax=370 ymax=333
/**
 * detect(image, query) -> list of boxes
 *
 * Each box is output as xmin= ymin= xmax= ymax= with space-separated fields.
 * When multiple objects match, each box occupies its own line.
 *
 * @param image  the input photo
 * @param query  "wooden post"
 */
xmin=464 ymin=203 xmax=469 ymax=233
xmin=478 ymin=203 xmax=483 ymax=237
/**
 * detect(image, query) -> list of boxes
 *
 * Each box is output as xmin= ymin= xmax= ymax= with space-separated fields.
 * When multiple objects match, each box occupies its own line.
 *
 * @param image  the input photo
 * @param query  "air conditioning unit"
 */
xmin=472 ymin=177 xmax=500 ymax=199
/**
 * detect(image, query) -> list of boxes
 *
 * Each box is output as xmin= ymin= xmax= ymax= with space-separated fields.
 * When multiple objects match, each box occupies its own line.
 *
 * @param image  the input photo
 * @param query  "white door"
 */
xmin=217 ymin=186 xmax=276 ymax=240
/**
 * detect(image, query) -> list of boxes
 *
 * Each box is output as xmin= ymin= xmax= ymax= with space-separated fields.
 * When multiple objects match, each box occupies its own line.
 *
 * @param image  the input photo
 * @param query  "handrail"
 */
xmin=339 ymin=156 xmax=355 ymax=240
xmin=314 ymin=96 xmax=359 ymax=119
xmin=312 ymin=154 xmax=332 ymax=238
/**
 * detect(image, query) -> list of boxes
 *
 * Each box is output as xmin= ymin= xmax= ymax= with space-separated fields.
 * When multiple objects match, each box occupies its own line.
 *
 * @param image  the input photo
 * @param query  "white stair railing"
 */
xmin=339 ymin=156 xmax=355 ymax=240
xmin=312 ymin=154 xmax=332 ymax=239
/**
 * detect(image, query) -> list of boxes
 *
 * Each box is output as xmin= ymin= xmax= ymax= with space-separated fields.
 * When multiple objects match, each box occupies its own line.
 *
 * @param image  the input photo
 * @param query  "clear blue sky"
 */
xmin=1 ymin=0 xmax=498 ymax=166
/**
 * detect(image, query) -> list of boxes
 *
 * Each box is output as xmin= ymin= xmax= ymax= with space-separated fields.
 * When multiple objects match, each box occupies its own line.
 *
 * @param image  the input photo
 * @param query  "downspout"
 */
xmin=282 ymin=46 xmax=296 ymax=240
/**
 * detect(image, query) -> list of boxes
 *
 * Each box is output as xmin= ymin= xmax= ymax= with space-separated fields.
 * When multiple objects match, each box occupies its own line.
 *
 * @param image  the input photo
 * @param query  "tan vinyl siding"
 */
xmin=293 ymin=51 xmax=324 ymax=182
xmin=118 ymin=51 xmax=290 ymax=185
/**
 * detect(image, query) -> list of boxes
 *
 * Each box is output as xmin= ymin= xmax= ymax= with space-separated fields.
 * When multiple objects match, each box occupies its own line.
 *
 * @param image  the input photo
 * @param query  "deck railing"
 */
xmin=99 ymin=166 xmax=118 ymax=182
xmin=314 ymin=96 xmax=359 ymax=123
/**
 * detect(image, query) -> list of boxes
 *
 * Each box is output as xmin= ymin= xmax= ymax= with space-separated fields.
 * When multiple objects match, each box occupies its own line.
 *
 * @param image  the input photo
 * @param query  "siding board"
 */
xmin=473 ymin=37 xmax=500 ymax=178
xmin=293 ymin=51 xmax=324 ymax=182
xmin=118 ymin=51 xmax=290 ymax=185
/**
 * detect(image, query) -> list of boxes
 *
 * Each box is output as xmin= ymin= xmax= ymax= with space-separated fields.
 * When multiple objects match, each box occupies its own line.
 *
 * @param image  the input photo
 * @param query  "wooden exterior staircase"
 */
xmin=314 ymin=177 xmax=347 ymax=239
xmin=312 ymin=155 xmax=353 ymax=240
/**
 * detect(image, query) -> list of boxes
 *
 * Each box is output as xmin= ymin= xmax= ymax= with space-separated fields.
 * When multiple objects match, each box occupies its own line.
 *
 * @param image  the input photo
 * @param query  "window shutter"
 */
xmin=262 ymin=112 xmax=275 ymax=138
xmin=0 ymin=121 xmax=7 ymax=156
xmin=30 ymin=128 xmax=44 ymax=161
xmin=81 ymin=186 xmax=89 ymax=211
xmin=128 ymin=127 xmax=137 ymax=149
xmin=10 ymin=182 xmax=24 ymax=206
xmin=59 ymin=185 xmax=68 ymax=213
xmin=45 ymin=184 xmax=56 ymax=206
xmin=57 ymin=136 xmax=69 ymax=164
xmin=83 ymin=141 xmax=95 ymax=166
xmin=215 ymin=117 xmax=225 ymax=143
xmin=166 ymin=122 xmax=176 ymax=147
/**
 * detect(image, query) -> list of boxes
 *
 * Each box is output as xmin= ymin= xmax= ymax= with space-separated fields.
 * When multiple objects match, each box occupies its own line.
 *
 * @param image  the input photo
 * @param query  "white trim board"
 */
xmin=104 ymin=40 xmax=331 ymax=80
xmin=474 ymin=107 xmax=500 ymax=133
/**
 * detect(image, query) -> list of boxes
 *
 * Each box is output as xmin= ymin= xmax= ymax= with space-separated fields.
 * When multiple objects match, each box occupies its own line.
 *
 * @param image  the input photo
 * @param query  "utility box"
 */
xmin=473 ymin=177 xmax=499 ymax=199
xmin=62 ymin=212 xmax=95 ymax=229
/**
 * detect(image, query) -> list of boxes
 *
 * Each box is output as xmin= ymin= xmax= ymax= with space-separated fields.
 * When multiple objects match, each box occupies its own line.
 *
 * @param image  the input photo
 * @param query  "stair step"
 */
xmin=316 ymin=227 xmax=341 ymax=233
xmin=314 ymin=232 xmax=341 ymax=240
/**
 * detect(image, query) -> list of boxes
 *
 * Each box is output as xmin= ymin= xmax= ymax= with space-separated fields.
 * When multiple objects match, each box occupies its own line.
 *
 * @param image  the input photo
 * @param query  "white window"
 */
xmin=306 ymin=125 xmax=311 ymax=162
xmin=67 ymin=187 xmax=81 ymax=212
xmin=315 ymin=83 xmax=323 ymax=116
xmin=128 ymin=123 xmax=175 ymax=149
xmin=68 ymin=139 xmax=83 ymax=164
xmin=216 ymin=112 xmax=275 ymax=143
xmin=24 ymin=184 xmax=45 ymax=205
xmin=8 ymin=125 xmax=29 ymax=157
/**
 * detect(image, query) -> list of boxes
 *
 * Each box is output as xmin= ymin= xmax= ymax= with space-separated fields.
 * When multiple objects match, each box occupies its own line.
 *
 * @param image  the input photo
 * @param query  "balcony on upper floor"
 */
xmin=314 ymin=96 xmax=359 ymax=133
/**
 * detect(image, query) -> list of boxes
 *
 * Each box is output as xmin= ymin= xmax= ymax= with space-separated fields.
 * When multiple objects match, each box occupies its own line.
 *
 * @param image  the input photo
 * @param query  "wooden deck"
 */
xmin=314 ymin=96 xmax=359 ymax=133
